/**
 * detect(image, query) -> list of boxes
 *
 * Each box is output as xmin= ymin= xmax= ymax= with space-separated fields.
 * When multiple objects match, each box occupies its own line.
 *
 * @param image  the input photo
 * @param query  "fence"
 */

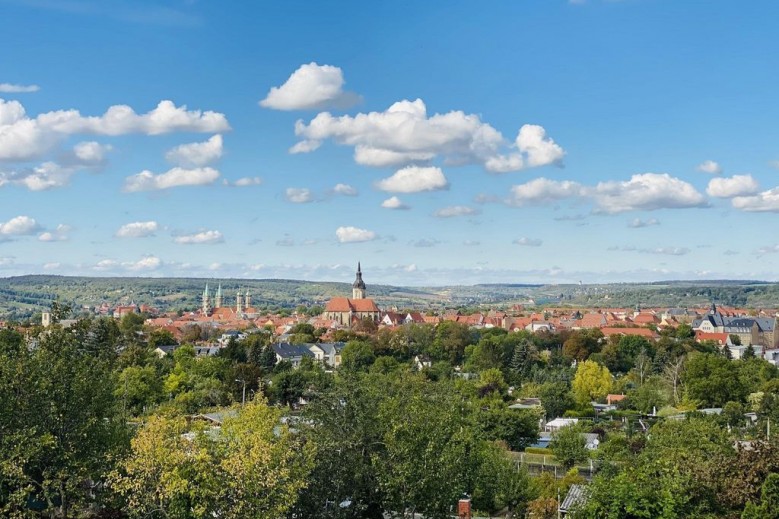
xmin=513 ymin=452 xmax=599 ymax=480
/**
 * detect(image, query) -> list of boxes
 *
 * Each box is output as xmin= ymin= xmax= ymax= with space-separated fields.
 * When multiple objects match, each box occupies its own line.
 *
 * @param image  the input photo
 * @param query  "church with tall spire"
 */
xmin=201 ymin=283 xmax=256 ymax=319
xmin=323 ymin=262 xmax=380 ymax=327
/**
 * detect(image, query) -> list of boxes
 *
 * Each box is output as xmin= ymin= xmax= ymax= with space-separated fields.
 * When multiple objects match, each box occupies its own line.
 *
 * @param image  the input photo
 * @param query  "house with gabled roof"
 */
xmin=272 ymin=343 xmax=315 ymax=368
xmin=578 ymin=313 xmax=607 ymax=329
xmin=307 ymin=342 xmax=346 ymax=368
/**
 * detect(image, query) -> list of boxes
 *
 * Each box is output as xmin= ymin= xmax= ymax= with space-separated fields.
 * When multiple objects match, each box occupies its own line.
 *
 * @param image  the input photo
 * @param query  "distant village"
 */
xmin=24 ymin=263 xmax=779 ymax=369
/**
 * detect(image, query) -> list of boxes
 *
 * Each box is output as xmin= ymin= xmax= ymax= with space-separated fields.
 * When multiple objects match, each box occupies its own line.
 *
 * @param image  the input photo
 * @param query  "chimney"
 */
xmin=458 ymin=498 xmax=471 ymax=519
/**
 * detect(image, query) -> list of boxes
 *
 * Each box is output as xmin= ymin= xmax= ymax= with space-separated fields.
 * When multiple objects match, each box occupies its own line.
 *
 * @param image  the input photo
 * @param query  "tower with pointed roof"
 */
xmin=352 ymin=262 xmax=366 ymax=300
xmin=202 ymin=283 xmax=212 ymax=315
xmin=215 ymin=283 xmax=223 ymax=309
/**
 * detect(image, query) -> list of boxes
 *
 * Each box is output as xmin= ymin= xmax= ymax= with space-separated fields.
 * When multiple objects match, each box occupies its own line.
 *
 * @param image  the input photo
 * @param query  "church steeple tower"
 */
xmin=202 ymin=283 xmax=212 ymax=315
xmin=215 ymin=283 xmax=223 ymax=309
xmin=352 ymin=262 xmax=366 ymax=300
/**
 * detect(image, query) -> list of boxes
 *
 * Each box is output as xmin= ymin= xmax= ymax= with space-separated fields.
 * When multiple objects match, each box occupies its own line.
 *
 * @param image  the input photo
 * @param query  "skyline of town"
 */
xmin=2 ymin=1 xmax=779 ymax=285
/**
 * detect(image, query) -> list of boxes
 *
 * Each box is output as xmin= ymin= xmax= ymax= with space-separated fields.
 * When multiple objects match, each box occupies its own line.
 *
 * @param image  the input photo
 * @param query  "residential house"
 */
xmin=272 ymin=343 xmax=315 ymax=368
xmin=306 ymin=342 xmax=346 ymax=368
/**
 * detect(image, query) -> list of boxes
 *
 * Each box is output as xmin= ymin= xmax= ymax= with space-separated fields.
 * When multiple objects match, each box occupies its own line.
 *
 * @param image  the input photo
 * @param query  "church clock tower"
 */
xmin=352 ymin=262 xmax=366 ymax=300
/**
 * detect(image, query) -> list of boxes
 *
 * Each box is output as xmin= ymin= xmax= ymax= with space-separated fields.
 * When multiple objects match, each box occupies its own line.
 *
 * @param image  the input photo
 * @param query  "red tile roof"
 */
xmin=580 ymin=313 xmax=606 ymax=328
xmin=324 ymin=297 xmax=379 ymax=313
xmin=695 ymin=331 xmax=730 ymax=345
xmin=600 ymin=327 xmax=656 ymax=338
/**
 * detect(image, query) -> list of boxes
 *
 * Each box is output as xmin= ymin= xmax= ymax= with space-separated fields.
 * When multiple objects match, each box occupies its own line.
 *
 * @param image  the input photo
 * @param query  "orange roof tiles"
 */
xmin=580 ymin=313 xmax=607 ymax=328
xmin=600 ymin=327 xmax=656 ymax=338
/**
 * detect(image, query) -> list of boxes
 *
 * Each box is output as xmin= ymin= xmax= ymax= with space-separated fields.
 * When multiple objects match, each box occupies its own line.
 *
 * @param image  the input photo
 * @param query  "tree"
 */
xmin=0 ymin=327 xmax=127 ymax=517
xmin=293 ymin=373 xmax=388 ymax=518
xmin=476 ymin=368 xmax=509 ymax=399
xmin=742 ymin=473 xmax=779 ymax=519
xmin=341 ymin=340 xmax=376 ymax=372
xmin=111 ymin=399 xmax=314 ymax=518
xmin=550 ymin=425 xmax=588 ymax=470
xmin=471 ymin=441 xmax=535 ymax=515
xmin=430 ymin=321 xmax=474 ymax=364
xmin=539 ymin=381 xmax=576 ymax=419
xmin=116 ymin=365 xmax=163 ymax=416
xmin=478 ymin=404 xmax=539 ymax=451
xmin=572 ymin=360 xmax=612 ymax=405
xmin=563 ymin=330 xmax=602 ymax=361
xmin=662 ymin=356 xmax=685 ymax=406
xmin=214 ymin=400 xmax=315 ymax=518
xmin=577 ymin=417 xmax=732 ymax=518
xmin=374 ymin=381 xmax=481 ymax=518
xmin=684 ymin=353 xmax=747 ymax=407
xmin=148 ymin=328 xmax=177 ymax=350
xmin=267 ymin=369 xmax=307 ymax=407
xmin=509 ymin=337 xmax=536 ymax=380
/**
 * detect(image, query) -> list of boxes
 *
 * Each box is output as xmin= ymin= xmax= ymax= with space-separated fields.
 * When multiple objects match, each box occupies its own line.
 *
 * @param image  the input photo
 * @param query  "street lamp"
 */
xmin=235 ymin=379 xmax=247 ymax=405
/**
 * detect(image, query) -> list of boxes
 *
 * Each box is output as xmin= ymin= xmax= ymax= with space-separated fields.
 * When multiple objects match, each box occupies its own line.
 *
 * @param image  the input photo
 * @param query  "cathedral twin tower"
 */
xmin=201 ymin=283 xmax=251 ymax=315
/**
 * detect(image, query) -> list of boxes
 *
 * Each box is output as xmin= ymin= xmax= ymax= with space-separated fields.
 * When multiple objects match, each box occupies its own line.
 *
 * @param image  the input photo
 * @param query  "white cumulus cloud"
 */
xmin=628 ymin=218 xmax=660 ymax=228
xmin=638 ymin=247 xmax=691 ymax=256
xmin=116 ymin=221 xmax=158 ymax=238
xmin=732 ymin=187 xmax=779 ymax=212
xmin=591 ymin=173 xmax=707 ymax=213
xmin=486 ymin=124 xmax=565 ymax=173
xmin=285 ymin=187 xmax=314 ymax=203
xmin=507 ymin=178 xmax=584 ymax=206
xmin=260 ymin=62 xmax=360 ymax=111
xmin=381 ymin=196 xmax=409 ymax=210
xmin=434 ymin=205 xmax=480 ymax=218
xmin=73 ymin=141 xmax=112 ymax=164
xmin=173 ymin=230 xmax=224 ymax=244
xmin=0 ymin=161 xmax=75 ymax=190
xmin=125 ymin=255 xmax=162 ymax=271
xmin=123 ymin=167 xmax=220 ymax=192
xmin=504 ymin=173 xmax=706 ymax=213
xmin=0 ymin=215 xmax=40 ymax=236
xmin=513 ymin=237 xmax=543 ymax=247
xmin=0 ymin=83 xmax=40 ymax=93
xmin=336 ymin=226 xmax=376 ymax=243
xmin=706 ymin=174 xmax=760 ymax=198
xmin=333 ymin=183 xmax=357 ymax=196
xmin=165 ymin=134 xmax=223 ymax=167
xmin=0 ymin=99 xmax=229 ymax=162
xmin=230 ymin=176 xmax=263 ymax=187
xmin=291 ymin=98 xmax=563 ymax=172
xmin=697 ymin=160 xmax=722 ymax=175
xmin=38 ymin=224 xmax=71 ymax=242
xmin=375 ymin=165 xmax=449 ymax=193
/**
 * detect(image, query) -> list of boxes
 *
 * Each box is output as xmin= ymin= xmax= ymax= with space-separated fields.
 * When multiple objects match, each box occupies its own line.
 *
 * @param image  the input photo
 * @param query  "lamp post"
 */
xmin=235 ymin=379 xmax=247 ymax=405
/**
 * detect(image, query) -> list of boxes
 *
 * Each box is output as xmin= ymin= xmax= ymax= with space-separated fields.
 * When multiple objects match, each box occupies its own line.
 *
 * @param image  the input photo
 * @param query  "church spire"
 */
xmin=352 ymin=262 xmax=366 ymax=299
xmin=215 ymin=283 xmax=223 ymax=309
xmin=202 ymin=283 xmax=212 ymax=315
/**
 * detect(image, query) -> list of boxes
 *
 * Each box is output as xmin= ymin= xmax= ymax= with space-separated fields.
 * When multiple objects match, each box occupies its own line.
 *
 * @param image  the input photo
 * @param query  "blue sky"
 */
xmin=1 ymin=0 xmax=779 ymax=285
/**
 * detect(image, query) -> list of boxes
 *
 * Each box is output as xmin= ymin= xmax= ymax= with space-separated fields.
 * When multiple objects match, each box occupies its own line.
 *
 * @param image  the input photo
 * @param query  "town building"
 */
xmin=200 ymin=283 xmax=258 ymax=320
xmin=322 ymin=263 xmax=381 ymax=328
xmin=692 ymin=303 xmax=778 ymax=348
